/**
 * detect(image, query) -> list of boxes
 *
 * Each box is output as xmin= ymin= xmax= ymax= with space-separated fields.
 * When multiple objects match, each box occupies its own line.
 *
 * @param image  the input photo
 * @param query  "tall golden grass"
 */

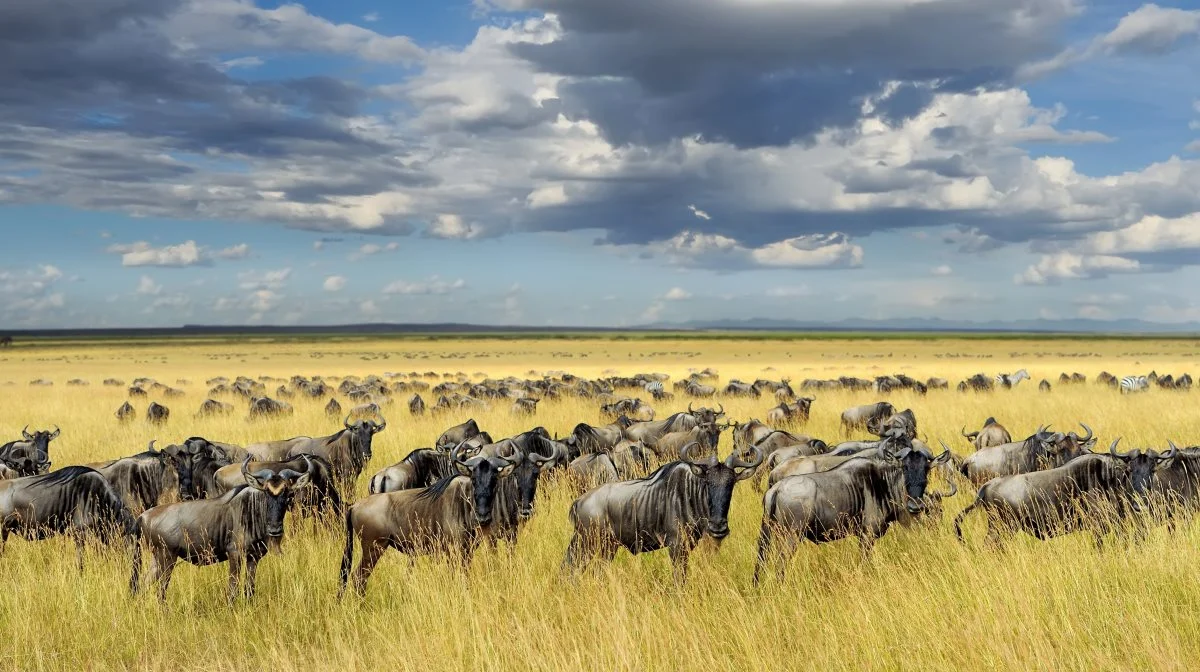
xmin=1 ymin=336 xmax=1199 ymax=671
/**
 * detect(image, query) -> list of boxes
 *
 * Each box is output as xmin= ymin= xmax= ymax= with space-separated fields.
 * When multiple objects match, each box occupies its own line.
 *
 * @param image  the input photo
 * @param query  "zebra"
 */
xmin=644 ymin=380 xmax=670 ymax=401
xmin=995 ymin=369 xmax=1030 ymax=389
xmin=1120 ymin=375 xmax=1149 ymax=394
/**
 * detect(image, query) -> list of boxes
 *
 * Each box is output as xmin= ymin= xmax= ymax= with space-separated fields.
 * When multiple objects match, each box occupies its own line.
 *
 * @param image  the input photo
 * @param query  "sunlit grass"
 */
xmin=1 ymin=336 xmax=1199 ymax=670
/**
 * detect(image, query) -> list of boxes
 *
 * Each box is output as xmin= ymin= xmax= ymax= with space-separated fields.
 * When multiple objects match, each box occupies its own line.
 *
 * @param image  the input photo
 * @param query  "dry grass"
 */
xmin=1 ymin=336 xmax=1199 ymax=671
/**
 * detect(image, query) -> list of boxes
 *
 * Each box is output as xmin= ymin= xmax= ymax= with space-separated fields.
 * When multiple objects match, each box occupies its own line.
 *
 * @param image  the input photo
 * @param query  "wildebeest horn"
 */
xmin=1108 ymin=438 xmax=1130 ymax=459
xmin=726 ymin=443 xmax=764 ymax=470
xmin=147 ymin=440 xmax=157 ymax=453
xmin=280 ymin=455 xmax=313 ymax=481
xmin=373 ymin=416 xmax=387 ymax=433
xmin=1076 ymin=423 xmax=1093 ymax=443
xmin=49 ymin=425 xmax=61 ymax=440
xmin=21 ymin=425 xmax=31 ymax=440
xmin=961 ymin=427 xmax=979 ymax=440
xmin=688 ymin=402 xmax=695 ymax=414
xmin=680 ymin=442 xmax=714 ymax=467
xmin=716 ymin=403 xmax=725 ymax=416
xmin=450 ymin=440 xmax=470 ymax=466
xmin=1161 ymin=440 xmax=1180 ymax=461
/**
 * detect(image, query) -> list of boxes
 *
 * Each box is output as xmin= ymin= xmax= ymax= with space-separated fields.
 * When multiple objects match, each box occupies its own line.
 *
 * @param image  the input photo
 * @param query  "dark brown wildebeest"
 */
xmin=563 ymin=441 xmax=764 ymax=584
xmin=954 ymin=448 xmax=1131 ymax=549
xmin=116 ymin=402 xmax=136 ymax=423
xmin=162 ymin=437 xmax=246 ymax=501
xmin=840 ymin=402 xmax=895 ymax=435
xmin=368 ymin=448 xmax=452 ymax=494
xmin=436 ymin=418 xmax=483 ymax=451
xmin=338 ymin=442 xmax=520 ymax=597
xmin=254 ymin=417 xmax=385 ymax=496
xmin=570 ymin=417 xmax=632 ymax=457
xmin=623 ymin=406 xmax=722 ymax=446
xmin=767 ymin=397 xmax=814 ymax=427
xmin=753 ymin=435 xmax=951 ymax=584
xmin=0 ymin=466 xmax=138 ymax=573
xmin=324 ymin=398 xmax=344 ymax=418
xmin=961 ymin=417 xmax=1012 ymax=451
xmin=878 ymin=408 xmax=917 ymax=440
xmin=1039 ymin=379 xmax=1052 ymax=392
xmin=408 ymin=394 xmax=426 ymax=416
xmin=211 ymin=454 xmax=342 ymax=520
xmin=959 ymin=424 xmax=1093 ymax=486
xmin=146 ymin=402 xmax=170 ymax=425
xmin=1 ymin=426 xmax=59 ymax=475
xmin=512 ymin=397 xmax=541 ymax=416
xmin=600 ymin=398 xmax=654 ymax=422
xmin=132 ymin=458 xmax=313 ymax=603
xmin=248 ymin=396 xmax=293 ymax=420
xmin=87 ymin=441 xmax=180 ymax=515
xmin=196 ymin=399 xmax=234 ymax=418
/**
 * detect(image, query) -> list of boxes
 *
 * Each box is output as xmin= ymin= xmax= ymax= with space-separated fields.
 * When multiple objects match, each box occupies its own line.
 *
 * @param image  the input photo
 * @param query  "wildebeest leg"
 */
xmin=353 ymin=539 xmax=386 ymax=596
xmin=150 ymin=551 xmax=177 ymax=603
xmin=561 ymin=533 xmax=588 ymax=577
xmin=73 ymin=531 xmax=86 ymax=574
xmin=227 ymin=555 xmax=242 ymax=605
xmin=669 ymin=545 xmax=690 ymax=585
xmin=243 ymin=555 xmax=259 ymax=601
xmin=752 ymin=523 xmax=773 ymax=587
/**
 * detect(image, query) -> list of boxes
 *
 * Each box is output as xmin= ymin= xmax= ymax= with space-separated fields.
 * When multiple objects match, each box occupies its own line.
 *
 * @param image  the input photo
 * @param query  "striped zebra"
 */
xmin=644 ymin=381 xmax=668 ymax=400
xmin=1120 ymin=375 xmax=1149 ymax=394
xmin=995 ymin=369 xmax=1030 ymax=389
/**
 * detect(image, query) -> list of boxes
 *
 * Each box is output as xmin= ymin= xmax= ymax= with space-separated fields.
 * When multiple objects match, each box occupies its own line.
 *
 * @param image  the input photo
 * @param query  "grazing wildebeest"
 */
xmin=767 ymin=397 xmax=814 ymax=427
xmin=753 ymin=435 xmax=951 ymax=584
xmin=646 ymin=422 xmax=726 ymax=463
xmin=211 ymin=454 xmax=342 ymax=520
xmin=571 ymin=418 xmax=632 ymax=457
xmin=563 ymin=442 xmax=764 ymax=583
xmin=116 ymin=402 xmax=136 ymax=423
xmin=196 ymin=399 xmax=234 ymax=418
xmin=133 ymin=458 xmax=313 ymax=603
xmin=512 ymin=397 xmax=541 ymax=416
xmin=408 ymin=394 xmax=426 ymax=416
xmin=146 ymin=402 xmax=170 ymax=425
xmin=600 ymin=398 xmax=654 ymax=422
xmin=879 ymin=408 xmax=917 ymax=439
xmin=0 ymin=466 xmax=138 ymax=573
xmin=339 ymin=443 xmax=520 ymax=597
xmin=249 ymin=396 xmax=293 ymax=420
xmin=325 ymin=398 xmax=344 ymax=418
xmin=926 ymin=377 xmax=949 ymax=390
xmin=840 ymin=402 xmax=895 ymax=435
xmin=1096 ymin=371 xmax=1119 ymax=388
xmin=87 ymin=441 xmax=180 ymax=515
xmin=961 ymin=374 xmax=994 ymax=393
xmin=1039 ymin=379 xmax=1051 ymax=392
xmin=961 ymin=417 xmax=1012 ymax=451
xmin=436 ymin=419 xmax=483 ymax=450
xmin=723 ymin=381 xmax=761 ymax=397
xmin=958 ymin=425 xmax=1093 ymax=486
xmin=1 ymin=426 xmax=59 ymax=475
xmin=954 ymin=447 xmax=1131 ymax=549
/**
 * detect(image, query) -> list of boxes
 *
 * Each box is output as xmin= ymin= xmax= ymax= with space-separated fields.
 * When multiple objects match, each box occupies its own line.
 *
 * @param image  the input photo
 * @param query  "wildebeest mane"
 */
xmin=416 ymin=474 xmax=460 ymax=502
xmin=27 ymin=465 xmax=98 ymax=489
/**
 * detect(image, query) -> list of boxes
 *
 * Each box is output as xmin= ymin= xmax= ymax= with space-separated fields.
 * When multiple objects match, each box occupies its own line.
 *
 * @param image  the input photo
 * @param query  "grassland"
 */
xmin=1 ymin=335 xmax=1199 ymax=671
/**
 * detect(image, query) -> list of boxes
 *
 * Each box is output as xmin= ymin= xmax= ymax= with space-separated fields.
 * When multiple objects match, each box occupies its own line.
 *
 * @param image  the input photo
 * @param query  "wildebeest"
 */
xmin=0 ymin=336 xmax=11 ymax=347
xmin=1039 ymin=379 xmax=1051 ymax=392
xmin=211 ymin=454 xmax=342 ymax=520
xmin=133 ymin=458 xmax=313 ymax=603
xmin=252 ymin=417 xmax=386 ymax=496
xmin=623 ymin=406 xmax=720 ymax=446
xmin=646 ymin=422 xmax=726 ymax=463
xmin=733 ymin=419 xmax=774 ymax=452
xmin=954 ymin=447 xmax=1130 ymax=549
xmin=1 ymin=426 xmax=59 ymax=475
xmin=368 ymin=448 xmax=452 ymax=495
xmin=339 ymin=442 xmax=520 ymax=597
xmin=723 ymin=380 xmax=761 ymax=398
xmin=767 ymin=397 xmax=814 ymax=427
xmin=146 ymin=402 xmax=170 ymax=425
xmin=571 ymin=418 xmax=632 ymax=457
xmin=1111 ymin=440 xmax=1200 ymax=527
xmin=436 ymin=418 xmax=483 ymax=450
xmin=961 ymin=373 xmax=994 ymax=393
xmin=753 ymin=435 xmax=951 ymax=584
xmin=0 ymin=466 xmax=138 ymax=572
xmin=840 ymin=402 xmax=895 ymax=435
xmin=325 ymin=398 xmax=344 ymax=418
xmin=162 ymin=438 xmax=245 ymax=500
xmin=600 ymin=398 xmax=654 ymax=422
xmin=512 ymin=397 xmax=541 ymax=416
xmin=878 ymin=408 xmax=917 ymax=439
xmin=565 ymin=439 xmax=649 ymax=494
xmin=249 ymin=396 xmax=293 ymax=420
xmin=563 ymin=442 xmax=764 ymax=583
xmin=196 ymin=399 xmax=234 ymax=418
xmin=116 ymin=402 xmax=136 ymax=423
xmin=961 ymin=417 xmax=1012 ymax=451
xmin=87 ymin=441 xmax=180 ymax=515
xmin=958 ymin=424 xmax=1093 ymax=486
xmin=408 ymin=394 xmax=426 ymax=416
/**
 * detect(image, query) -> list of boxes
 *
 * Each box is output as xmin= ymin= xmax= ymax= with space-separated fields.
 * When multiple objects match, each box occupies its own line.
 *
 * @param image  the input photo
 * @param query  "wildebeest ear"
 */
xmin=498 ymin=463 xmax=516 ymax=478
xmin=454 ymin=461 xmax=472 ymax=477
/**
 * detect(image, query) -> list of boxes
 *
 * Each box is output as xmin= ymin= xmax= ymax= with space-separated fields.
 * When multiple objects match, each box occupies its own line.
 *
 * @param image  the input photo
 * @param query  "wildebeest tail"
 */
xmin=953 ymin=502 xmax=979 ymax=543
xmin=339 ymin=506 xmax=355 ymax=596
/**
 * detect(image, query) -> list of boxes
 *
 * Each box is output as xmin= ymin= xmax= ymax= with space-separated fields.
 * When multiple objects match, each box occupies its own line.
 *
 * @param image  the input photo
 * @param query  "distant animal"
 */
xmin=0 ymin=336 xmax=11 ymax=347
xmin=840 ymin=402 xmax=896 ymax=435
xmin=325 ymin=399 xmax=343 ymax=418
xmin=116 ymin=402 xmax=136 ymax=423
xmin=1039 ymin=380 xmax=1051 ymax=392
xmin=1120 ymin=376 xmax=1149 ymax=394
xmin=995 ymin=369 xmax=1030 ymax=389
xmin=961 ymin=417 xmax=1012 ymax=451
xmin=146 ymin=402 xmax=170 ymax=425
xmin=408 ymin=394 xmax=426 ymax=416
xmin=249 ymin=396 xmax=293 ymax=419
xmin=196 ymin=399 xmax=234 ymax=418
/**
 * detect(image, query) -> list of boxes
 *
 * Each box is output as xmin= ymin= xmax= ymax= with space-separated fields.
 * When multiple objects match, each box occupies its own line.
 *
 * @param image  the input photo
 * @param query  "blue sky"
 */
xmin=2 ymin=0 xmax=1200 ymax=328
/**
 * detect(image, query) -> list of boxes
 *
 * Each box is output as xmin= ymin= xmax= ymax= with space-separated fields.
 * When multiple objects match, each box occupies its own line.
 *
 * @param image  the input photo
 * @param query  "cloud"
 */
xmin=1016 ymin=253 xmax=1142 ymax=285
xmin=353 ymin=242 xmax=401 ymax=259
xmin=39 ymin=265 xmax=63 ymax=281
xmin=632 ymin=231 xmax=863 ymax=271
xmin=238 ymin=268 xmax=292 ymax=291
xmin=382 ymin=276 xmax=467 ymax=295
xmin=323 ymin=275 xmax=347 ymax=292
xmin=942 ymin=226 xmax=1004 ymax=254
xmin=136 ymin=276 xmax=163 ymax=296
xmin=931 ymin=265 xmax=953 ymax=276
xmin=0 ymin=265 xmax=68 ymax=319
xmin=688 ymin=205 xmax=711 ymax=221
xmin=765 ymin=285 xmax=811 ymax=298
xmin=425 ymin=214 xmax=485 ymax=240
xmin=105 ymin=240 xmax=251 ymax=267
xmin=360 ymin=299 xmax=380 ymax=315
xmin=363 ymin=11 xmax=380 ymax=23
xmin=663 ymin=287 xmax=692 ymax=301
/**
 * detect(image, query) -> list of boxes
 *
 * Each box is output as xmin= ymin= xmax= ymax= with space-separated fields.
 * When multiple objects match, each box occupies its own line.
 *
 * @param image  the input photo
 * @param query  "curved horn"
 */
xmin=1162 ymin=440 xmax=1180 ymax=461
xmin=374 ymin=416 xmax=388 ymax=434
xmin=343 ymin=413 xmax=354 ymax=429
xmin=49 ymin=425 xmax=60 ymax=440
xmin=680 ymin=442 xmax=709 ymax=466
xmin=240 ymin=456 xmax=253 ymax=479
xmin=1077 ymin=423 xmax=1093 ymax=443
xmin=688 ymin=402 xmax=695 ymax=414
xmin=450 ymin=440 xmax=471 ymax=466
xmin=726 ymin=443 xmax=764 ymax=470
xmin=279 ymin=455 xmax=314 ymax=481
xmin=716 ymin=403 xmax=725 ymax=416
xmin=21 ymin=425 xmax=31 ymax=440
xmin=1108 ymin=438 xmax=1130 ymax=459
xmin=146 ymin=439 xmax=157 ymax=454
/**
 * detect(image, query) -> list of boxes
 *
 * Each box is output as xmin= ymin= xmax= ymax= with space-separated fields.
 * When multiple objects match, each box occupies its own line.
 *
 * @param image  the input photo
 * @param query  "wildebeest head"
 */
xmin=451 ymin=442 xmax=517 ymax=527
xmin=507 ymin=435 xmax=558 ymax=520
xmin=20 ymin=425 xmax=60 ymax=453
xmin=1062 ymin=423 xmax=1095 ymax=452
xmin=680 ymin=441 xmax=763 ymax=542
xmin=687 ymin=402 xmax=724 ymax=425
xmin=878 ymin=430 xmax=950 ymax=514
xmin=0 ymin=444 xmax=50 ymax=477
xmin=343 ymin=414 xmax=386 ymax=464
xmin=168 ymin=437 xmax=231 ymax=500
xmin=241 ymin=456 xmax=313 ymax=551
xmin=1108 ymin=437 xmax=1170 ymax=510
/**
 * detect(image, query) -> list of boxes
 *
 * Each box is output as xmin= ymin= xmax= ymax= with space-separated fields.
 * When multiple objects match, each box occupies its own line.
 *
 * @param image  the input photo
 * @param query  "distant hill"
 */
xmin=642 ymin=316 xmax=1200 ymax=334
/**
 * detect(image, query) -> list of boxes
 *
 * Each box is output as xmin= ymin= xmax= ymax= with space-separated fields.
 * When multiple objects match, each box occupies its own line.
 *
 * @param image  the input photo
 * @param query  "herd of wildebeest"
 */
xmin=0 ymin=366 xmax=1196 ymax=604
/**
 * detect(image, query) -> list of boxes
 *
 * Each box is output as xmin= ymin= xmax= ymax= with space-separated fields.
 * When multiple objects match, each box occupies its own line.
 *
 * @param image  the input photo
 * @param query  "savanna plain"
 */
xmin=2 ymin=334 xmax=1200 ymax=671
